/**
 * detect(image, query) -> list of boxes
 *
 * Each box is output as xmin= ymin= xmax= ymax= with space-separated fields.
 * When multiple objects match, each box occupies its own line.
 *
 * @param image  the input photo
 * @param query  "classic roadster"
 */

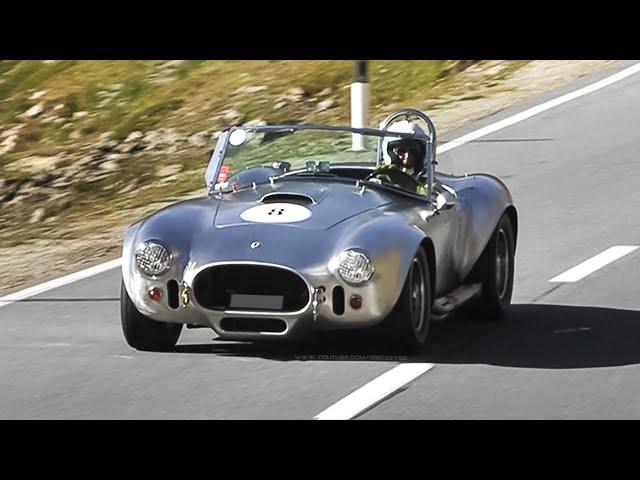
xmin=121 ymin=109 xmax=517 ymax=353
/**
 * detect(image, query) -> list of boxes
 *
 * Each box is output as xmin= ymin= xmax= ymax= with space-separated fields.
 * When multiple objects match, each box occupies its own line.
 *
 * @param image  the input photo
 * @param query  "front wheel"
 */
xmin=384 ymin=247 xmax=432 ymax=354
xmin=120 ymin=281 xmax=182 ymax=352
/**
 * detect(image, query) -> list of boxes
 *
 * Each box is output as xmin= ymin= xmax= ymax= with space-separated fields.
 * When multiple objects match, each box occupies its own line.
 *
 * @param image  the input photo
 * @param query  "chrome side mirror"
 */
xmin=435 ymin=190 xmax=456 ymax=211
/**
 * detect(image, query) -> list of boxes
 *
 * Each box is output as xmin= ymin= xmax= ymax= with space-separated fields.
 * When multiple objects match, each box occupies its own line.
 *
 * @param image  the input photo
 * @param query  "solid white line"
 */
xmin=0 ymin=258 xmax=122 ymax=309
xmin=549 ymin=246 xmax=639 ymax=283
xmin=437 ymin=62 xmax=640 ymax=155
xmin=4 ymin=63 xmax=640 ymax=309
xmin=314 ymin=363 xmax=435 ymax=420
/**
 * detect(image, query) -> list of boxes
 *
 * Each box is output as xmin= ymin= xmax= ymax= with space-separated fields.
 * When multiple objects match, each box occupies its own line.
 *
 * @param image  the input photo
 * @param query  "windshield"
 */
xmin=205 ymin=125 xmax=432 ymax=198
xmin=226 ymin=128 xmax=378 ymax=171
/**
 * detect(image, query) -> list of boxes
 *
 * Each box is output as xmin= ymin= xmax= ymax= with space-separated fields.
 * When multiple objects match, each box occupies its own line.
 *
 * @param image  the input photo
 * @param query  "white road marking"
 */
xmin=437 ymin=62 xmax=640 ymax=154
xmin=0 ymin=259 xmax=122 ymax=309
xmin=549 ymin=246 xmax=639 ymax=283
xmin=4 ymin=63 xmax=640 ymax=309
xmin=314 ymin=363 xmax=435 ymax=420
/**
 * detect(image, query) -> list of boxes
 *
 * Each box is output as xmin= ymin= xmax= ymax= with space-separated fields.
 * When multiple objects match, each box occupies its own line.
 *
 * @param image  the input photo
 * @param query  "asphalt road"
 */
xmin=3 ymin=60 xmax=640 ymax=419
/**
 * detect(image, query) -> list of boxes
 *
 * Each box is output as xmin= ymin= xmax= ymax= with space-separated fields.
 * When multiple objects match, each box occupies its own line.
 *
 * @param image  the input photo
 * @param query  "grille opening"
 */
xmin=193 ymin=265 xmax=310 ymax=312
xmin=220 ymin=317 xmax=287 ymax=333
xmin=167 ymin=280 xmax=180 ymax=309
xmin=333 ymin=286 xmax=345 ymax=315
xmin=260 ymin=193 xmax=313 ymax=206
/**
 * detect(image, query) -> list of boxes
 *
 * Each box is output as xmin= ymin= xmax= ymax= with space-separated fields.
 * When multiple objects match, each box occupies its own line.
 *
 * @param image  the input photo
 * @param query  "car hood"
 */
xmin=213 ymin=180 xmax=392 ymax=231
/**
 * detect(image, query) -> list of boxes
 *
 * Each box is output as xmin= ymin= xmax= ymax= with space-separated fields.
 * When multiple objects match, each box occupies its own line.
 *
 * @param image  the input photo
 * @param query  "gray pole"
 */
xmin=351 ymin=60 xmax=370 ymax=150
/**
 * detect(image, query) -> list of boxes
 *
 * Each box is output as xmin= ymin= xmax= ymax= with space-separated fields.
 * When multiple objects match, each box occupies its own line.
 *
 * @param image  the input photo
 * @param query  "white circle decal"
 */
xmin=240 ymin=203 xmax=312 ymax=224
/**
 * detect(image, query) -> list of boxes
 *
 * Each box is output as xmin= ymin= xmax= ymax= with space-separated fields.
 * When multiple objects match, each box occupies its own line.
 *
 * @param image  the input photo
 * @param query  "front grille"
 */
xmin=192 ymin=264 xmax=310 ymax=312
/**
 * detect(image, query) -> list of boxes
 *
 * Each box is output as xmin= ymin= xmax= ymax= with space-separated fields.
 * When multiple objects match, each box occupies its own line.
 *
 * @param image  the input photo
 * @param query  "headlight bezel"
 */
xmin=134 ymin=240 xmax=173 ymax=278
xmin=336 ymin=249 xmax=375 ymax=285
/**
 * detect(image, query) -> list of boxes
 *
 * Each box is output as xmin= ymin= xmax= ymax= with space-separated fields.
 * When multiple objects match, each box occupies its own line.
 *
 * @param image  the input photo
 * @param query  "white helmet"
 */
xmin=380 ymin=120 xmax=428 ymax=171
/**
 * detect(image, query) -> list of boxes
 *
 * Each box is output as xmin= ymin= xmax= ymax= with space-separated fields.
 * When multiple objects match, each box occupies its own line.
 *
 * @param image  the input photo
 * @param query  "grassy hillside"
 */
xmin=0 ymin=60 xmax=529 ymax=248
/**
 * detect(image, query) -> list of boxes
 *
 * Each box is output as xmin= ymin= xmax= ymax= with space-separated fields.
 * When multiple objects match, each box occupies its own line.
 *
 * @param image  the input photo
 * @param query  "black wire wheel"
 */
xmin=385 ymin=247 xmax=432 ymax=353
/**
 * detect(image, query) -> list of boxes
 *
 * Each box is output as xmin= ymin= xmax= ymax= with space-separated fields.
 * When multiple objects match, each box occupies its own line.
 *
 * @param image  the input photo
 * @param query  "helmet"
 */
xmin=380 ymin=120 xmax=428 ymax=173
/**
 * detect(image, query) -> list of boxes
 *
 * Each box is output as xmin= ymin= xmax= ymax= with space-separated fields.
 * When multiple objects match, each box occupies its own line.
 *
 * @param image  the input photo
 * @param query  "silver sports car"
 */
xmin=121 ymin=109 xmax=517 ymax=353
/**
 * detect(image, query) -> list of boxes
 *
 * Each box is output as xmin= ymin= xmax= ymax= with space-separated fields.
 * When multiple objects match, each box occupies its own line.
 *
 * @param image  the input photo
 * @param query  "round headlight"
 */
xmin=337 ymin=250 xmax=374 ymax=284
xmin=135 ymin=241 xmax=172 ymax=277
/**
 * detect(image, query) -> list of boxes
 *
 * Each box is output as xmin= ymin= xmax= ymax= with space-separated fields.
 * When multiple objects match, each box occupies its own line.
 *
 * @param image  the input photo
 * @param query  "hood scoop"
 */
xmin=259 ymin=192 xmax=315 ymax=206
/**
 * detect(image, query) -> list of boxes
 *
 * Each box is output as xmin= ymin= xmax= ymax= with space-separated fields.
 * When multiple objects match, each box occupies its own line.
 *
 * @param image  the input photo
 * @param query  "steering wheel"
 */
xmin=365 ymin=167 xmax=422 ymax=191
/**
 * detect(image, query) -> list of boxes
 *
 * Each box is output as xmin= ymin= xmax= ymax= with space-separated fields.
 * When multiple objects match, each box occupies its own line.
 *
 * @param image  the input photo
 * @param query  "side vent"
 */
xmin=167 ymin=280 xmax=180 ymax=310
xmin=333 ymin=286 xmax=345 ymax=316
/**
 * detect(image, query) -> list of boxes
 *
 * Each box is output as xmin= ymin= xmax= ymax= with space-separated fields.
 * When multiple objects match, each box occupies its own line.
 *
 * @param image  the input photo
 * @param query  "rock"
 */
xmin=244 ymin=118 xmax=267 ymax=127
xmin=317 ymin=98 xmax=336 ymax=111
xmin=19 ymin=103 xmax=45 ymax=119
xmin=116 ymin=142 xmax=142 ymax=154
xmin=5 ymin=155 xmax=62 ymax=174
xmin=32 ymin=173 xmax=57 ymax=187
xmin=156 ymin=164 xmax=183 ymax=177
xmin=51 ymin=178 xmax=73 ymax=189
xmin=274 ymin=101 xmax=287 ymax=110
xmin=69 ymin=130 xmax=82 ymax=140
xmin=318 ymin=88 xmax=333 ymax=97
xmin=96 ymin=133 xmax=118 ymax=152
xmin=29 ymin=90 xmax=48 ymax=100
xmin=124 ymin=131 xmax=144 ymax=143
xmin=117 ymin=183 xmax=136 ymax=195
xmin=29 ymin=208 xmax=46 ymax=224
xmin=72 ymin=111 xmax=88 ymax=120
xmin=161 ymin=128 xmax=187 ymax=144
xmin=53 ymin=104 xmax=65 ymax=112
xmin=100 ymin=160 xmax=121 ymax=172
xmin=233 ymin=85 xmax=267 ymax=95
xmin=108 ymin=83 xmax=124 ymax=91
xmin=223 ymin=109 xmax=246 ymax=125
xmin=1 ymin=125 xmax=24 ymax=139
xmin=51 ymin=118 xmax=66 ymax=125
xmin=287 ymin=87 xmax=306 ymax=97
xmin=0 ymin=135 xmax=18 ymax=155
xmin=188 ymin=131 xmax=211 ymax=148
xmin=160 ymin=60 xmax=185 ymax=69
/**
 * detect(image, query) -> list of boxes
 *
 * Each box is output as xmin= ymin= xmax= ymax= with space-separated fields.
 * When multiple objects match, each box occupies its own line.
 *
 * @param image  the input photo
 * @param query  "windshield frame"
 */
xmin=204 ymin=123 xmax=436 ymax=201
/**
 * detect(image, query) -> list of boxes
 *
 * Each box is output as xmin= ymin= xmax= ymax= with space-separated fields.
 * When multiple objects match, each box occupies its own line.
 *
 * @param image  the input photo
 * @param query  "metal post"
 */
xmin=351 ymin=60 xmax=369 ymax=151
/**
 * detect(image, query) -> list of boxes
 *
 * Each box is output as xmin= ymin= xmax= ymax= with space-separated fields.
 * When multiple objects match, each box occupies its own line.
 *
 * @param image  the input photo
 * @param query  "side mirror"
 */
xmin=435 ymin=190 xmax=456 ymax=211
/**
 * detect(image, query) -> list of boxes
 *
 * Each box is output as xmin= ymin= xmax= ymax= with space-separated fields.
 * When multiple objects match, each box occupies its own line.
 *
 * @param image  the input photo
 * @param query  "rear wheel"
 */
xmin=121 ymin=281 xmax=182 ymax=352
xmin=384 ymin=248 xmax=432 ymax=354
xmin=473 ymin=214 xmax=515 ymax=319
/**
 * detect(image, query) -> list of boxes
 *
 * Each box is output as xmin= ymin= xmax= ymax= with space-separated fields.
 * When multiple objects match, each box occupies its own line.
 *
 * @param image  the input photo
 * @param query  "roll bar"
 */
xmin=377 ymin=109 xmax=437 ymax=202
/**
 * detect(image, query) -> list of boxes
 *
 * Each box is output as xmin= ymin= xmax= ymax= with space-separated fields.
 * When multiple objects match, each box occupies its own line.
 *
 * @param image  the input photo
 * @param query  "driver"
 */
xmin=371 ymin=121 xmax=428 ymax=195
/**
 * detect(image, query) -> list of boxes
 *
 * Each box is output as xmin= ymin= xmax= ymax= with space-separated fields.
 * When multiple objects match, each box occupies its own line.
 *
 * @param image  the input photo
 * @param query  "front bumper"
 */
xmin=124 ymin=259 xmax=401 ymax=341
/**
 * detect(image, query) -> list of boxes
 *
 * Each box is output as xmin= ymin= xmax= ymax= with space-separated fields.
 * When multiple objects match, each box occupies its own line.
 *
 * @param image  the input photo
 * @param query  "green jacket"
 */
xmin=372 ymin=164 xmax=428 ymax=196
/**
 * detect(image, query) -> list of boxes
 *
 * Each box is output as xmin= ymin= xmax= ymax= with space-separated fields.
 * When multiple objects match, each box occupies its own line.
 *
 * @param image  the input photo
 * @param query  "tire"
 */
xmin=120 ymin=281 xmax=183 ymax=352
xmin=473 ymin=214 xmax=515 ymax=320
xmin=384 ymin=247 xmax=432 ymax=354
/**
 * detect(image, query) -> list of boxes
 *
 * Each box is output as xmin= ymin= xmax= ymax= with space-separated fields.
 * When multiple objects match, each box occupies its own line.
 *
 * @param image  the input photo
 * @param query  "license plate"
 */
xmin=229 ymin=294 xmax=284 ymax=311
